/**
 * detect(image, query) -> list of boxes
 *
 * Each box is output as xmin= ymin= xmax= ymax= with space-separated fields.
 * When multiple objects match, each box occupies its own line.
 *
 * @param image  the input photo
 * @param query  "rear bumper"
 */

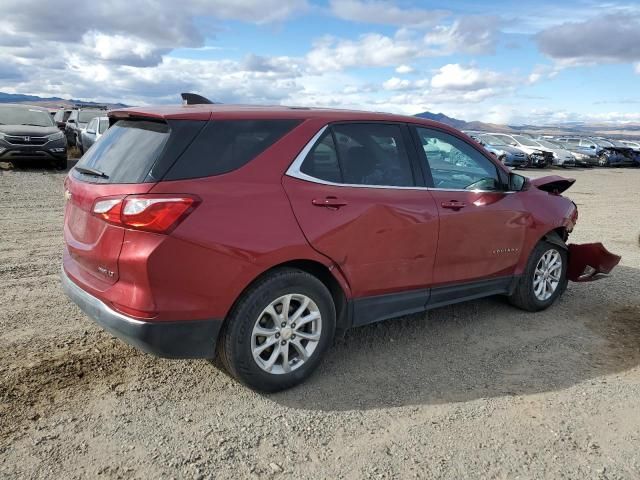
xmin=61 ymin=268 xmax=222 ymax=359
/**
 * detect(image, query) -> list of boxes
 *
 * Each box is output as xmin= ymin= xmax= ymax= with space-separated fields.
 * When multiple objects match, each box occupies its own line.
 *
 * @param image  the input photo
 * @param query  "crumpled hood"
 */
xmin=530 ymin=175 xmax=576 ymax=194
xmin=0 ymin=125 xmax=59 ymax=136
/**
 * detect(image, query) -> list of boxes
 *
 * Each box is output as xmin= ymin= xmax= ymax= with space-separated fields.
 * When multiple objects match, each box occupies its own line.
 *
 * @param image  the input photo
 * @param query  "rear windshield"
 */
xmin=74 ymin=120 xmax=170 ymax=184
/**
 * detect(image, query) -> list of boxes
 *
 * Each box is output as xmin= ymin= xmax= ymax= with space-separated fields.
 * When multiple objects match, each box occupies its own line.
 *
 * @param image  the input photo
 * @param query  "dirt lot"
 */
xmin=1 ymin=162 xmax=639 ymax=479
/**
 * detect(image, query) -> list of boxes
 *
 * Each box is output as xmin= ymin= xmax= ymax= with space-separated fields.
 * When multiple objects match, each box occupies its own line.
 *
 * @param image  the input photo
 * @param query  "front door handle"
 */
xmin=312 ymin=196 xmax=348 ymax=209
xmin=441 ymin=201 xmax=466 ymax=210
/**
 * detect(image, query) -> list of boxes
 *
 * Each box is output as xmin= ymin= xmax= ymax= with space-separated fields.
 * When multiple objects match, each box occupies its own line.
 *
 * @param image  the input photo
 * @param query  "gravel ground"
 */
xmin=1 ymin=161 xmax=639 ymax=479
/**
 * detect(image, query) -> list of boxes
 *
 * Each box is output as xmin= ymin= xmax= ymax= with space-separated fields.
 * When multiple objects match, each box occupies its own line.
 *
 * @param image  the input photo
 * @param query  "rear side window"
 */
xmin=300 ymin=130 xmax=342 ymax=183
xmin=299 ymin=123 xmax=415 ymax=187
xmin=164 ymin=119 xmax=301 ymax=180
xmin=74 ymin=120 xmax=170 ymax=184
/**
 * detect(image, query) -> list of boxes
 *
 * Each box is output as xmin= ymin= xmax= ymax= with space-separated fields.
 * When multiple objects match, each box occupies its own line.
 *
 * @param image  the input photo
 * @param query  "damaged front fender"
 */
xmin=567 ymin=243 xmax=621 ymax=282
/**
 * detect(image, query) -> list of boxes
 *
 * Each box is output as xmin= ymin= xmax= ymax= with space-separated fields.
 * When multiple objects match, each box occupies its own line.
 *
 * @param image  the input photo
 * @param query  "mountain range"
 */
xmin=1 ymin=92 xmax=638 ymax=138
xmin=0 ymin=92 xmax=127 ymax=109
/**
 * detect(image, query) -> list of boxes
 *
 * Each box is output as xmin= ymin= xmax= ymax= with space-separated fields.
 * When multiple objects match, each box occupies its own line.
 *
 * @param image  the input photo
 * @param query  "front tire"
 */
xmin=598 ymin=154 xmax=609 ymax=167
xmin=217 ymin=268 xmax=336 ymax=392
xmin=508 ymin=241 xmax=568 ymax=312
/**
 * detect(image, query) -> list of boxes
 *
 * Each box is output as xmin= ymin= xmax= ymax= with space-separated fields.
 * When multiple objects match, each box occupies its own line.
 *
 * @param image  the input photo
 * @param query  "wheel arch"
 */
xmin=227 ymin=258 xmax=351 ymax=335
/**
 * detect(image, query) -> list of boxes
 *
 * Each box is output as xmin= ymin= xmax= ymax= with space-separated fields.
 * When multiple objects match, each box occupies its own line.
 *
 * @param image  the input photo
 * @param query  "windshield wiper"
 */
xmin=21 ymin=123 xmax=48 ymax=127
xmin=75 ymin=165 xmax=109 ymax=179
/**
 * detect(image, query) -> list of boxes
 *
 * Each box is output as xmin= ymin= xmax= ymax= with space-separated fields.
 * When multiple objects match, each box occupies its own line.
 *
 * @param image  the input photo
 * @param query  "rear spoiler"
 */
xmin=181 ymin=93 xmax=214 ymax=105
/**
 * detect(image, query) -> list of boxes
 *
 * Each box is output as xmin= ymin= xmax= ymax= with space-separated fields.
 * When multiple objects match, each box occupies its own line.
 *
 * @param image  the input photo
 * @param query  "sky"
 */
xmin=1 ymin=0 xmax=640 ymax=125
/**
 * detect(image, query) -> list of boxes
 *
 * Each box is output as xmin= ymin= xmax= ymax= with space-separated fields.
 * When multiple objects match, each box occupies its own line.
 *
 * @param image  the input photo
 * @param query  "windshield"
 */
xmin=0 ymin=106 xmax=54 ymax=127
xmin=479 ymin=134 xmax=507 ymax=146
xmin=513 ymin=135 xmax=539 ymax=147
xmin=78 ymin=111 xmax=102 ymax=123
xmin=593 ymin=138 xmax=614 ymax=147
xmin=535 ymin=139 xmax=559 ymax=149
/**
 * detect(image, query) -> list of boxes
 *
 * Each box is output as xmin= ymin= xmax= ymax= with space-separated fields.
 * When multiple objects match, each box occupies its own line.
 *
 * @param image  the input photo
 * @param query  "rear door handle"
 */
xmin=312 ymin=196 xmax=348 ymax=209
xmin=441 ymin=201 xmax=466 ymax=210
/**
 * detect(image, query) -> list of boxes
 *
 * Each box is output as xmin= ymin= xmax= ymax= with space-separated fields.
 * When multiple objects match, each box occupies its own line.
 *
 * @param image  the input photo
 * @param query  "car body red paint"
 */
xmin=61 ymin=104 xmax=619 ymax=371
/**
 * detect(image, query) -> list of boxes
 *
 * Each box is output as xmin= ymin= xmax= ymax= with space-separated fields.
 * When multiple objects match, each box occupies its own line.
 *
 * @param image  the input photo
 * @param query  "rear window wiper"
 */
xmin=75 ymin=165 xmax=109 ymax=179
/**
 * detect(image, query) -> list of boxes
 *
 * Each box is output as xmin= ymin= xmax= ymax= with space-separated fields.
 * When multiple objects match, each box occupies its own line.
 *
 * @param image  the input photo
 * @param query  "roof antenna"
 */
xmin=181 ymin=93 xmax=214 ymax=105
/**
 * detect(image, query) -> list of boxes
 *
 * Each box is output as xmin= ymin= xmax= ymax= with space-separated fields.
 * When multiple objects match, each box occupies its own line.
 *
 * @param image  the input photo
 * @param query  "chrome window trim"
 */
xmin=285 ymin=124 xmax=517 ymax=194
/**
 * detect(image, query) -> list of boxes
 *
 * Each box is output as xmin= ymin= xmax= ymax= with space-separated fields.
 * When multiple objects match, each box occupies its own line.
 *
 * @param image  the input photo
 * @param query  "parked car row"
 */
xmin=0 ymin=103 xmax=111 ymax=169
xmin=465 ymin=130 xmax=640 ymax=168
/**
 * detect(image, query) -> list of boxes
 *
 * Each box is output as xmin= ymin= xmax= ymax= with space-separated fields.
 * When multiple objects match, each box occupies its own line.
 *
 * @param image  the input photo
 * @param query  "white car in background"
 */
xmin=489 ymin=133 xmax=552 ymax=168
xmin=531 ymin=138 xmax=576 ymax=167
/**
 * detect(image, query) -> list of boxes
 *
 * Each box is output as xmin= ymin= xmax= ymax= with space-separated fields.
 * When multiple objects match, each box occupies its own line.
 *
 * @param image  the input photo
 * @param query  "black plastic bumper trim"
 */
xmin=61 ymin=268 xmax=221 ymax=359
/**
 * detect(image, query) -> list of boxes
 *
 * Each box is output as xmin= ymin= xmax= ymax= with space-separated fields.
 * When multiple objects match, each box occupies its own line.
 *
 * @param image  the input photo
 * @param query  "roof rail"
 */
xmin=181 ymin=92 xmax=214 ymax=105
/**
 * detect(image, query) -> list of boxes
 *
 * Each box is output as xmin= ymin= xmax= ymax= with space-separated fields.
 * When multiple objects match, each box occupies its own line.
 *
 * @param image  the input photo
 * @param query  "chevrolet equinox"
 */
xmin=62 ymin=104 xmax=620 ymax=391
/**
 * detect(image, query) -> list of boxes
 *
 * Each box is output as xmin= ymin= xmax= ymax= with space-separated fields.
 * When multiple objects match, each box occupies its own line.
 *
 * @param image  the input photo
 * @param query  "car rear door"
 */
xmin=283 ymin=122 xmax=439 ymax=302
xmin=410 ymin=126 xmax=529 ymax=287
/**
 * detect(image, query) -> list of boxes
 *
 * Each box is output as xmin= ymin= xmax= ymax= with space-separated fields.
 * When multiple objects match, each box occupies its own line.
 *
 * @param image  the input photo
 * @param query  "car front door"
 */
xmin=283 ymin=122 xmax=439 ymax=318
xmin=410 ymin=126 xmax=529 ymax=288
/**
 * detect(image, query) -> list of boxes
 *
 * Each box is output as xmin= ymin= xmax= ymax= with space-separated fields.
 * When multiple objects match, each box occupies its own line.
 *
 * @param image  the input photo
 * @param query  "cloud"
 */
xmin=395 ymin=64 xmax=414 ymax=74
xmin=430 ymin=64 xmax=502 ymax=91
xmin=0 ymin=0 xmax=308 ymax=69
xmin=329 ymin=0 xmax=448 ymax=28
xmin=306 ymin=34 xmax=420 ymax=71
xmin=635 ymin=63 xmax=640 ymax=74
xmin=425 ymin=16 xmax=500 ymax=55
xmin=536 ymin=14 xmax=640 ymax=64
xmin=307 ymin=15 xmax=500 ymax=72
xmin=382 ymin=77 xmax=412 ymax=91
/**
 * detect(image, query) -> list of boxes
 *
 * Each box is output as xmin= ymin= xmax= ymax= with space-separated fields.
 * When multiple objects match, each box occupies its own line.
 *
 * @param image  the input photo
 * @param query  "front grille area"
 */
xmin=5 ymin=135 xmax=48 ymax=146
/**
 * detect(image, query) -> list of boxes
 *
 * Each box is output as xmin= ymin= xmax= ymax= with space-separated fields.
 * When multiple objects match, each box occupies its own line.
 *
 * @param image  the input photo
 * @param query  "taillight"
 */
xmin=92 ymin=195 xmax=199 ymax=233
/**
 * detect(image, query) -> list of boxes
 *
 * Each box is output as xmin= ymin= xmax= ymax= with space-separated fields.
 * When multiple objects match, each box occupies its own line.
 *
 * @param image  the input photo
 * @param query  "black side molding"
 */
xmin=352 ymin=289 xmax=429 ymax=327
xmin=348 ymin=276 xmax=518 ymax=328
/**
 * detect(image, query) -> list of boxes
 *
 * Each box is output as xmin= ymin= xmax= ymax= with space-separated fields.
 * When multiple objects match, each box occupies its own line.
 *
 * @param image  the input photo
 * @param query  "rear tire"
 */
xmin=217 ymin=268 xmax=336 ymax=392
xmin=508 ymin=240 xmax=568 ymax=312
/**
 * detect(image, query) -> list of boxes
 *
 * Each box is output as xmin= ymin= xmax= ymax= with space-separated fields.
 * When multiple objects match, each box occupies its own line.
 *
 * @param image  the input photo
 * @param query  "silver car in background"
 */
xmin=79 ymin=116 xmax=109 ymax=154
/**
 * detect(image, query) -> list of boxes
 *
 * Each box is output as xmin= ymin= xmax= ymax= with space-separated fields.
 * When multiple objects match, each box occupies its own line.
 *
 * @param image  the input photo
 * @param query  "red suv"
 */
xmin=62 ymin=105 xmax=620 ymax=391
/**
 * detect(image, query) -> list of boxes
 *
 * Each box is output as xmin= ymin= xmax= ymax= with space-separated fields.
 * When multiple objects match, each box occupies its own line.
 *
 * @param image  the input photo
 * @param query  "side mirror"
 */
xmin=509 ymin=172 xmax=528 ymax=191
xmin=590 ymin=145 xmax=595 ymax=149
xmin=68 ymin=119 xmax=76 ymax=124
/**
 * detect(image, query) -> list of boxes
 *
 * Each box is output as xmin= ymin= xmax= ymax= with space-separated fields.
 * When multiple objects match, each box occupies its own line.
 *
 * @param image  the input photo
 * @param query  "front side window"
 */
xmin=415 ymin=127 xmax=502 ymax=191
xmin=86 ymin=118 xmax=97 ymax=132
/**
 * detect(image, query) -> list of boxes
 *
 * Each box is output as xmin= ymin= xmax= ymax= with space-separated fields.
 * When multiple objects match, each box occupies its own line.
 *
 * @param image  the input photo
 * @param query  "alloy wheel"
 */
xmin=533 ymin=249 xmax=562 ymax=301
xmin=251 ymin=294 xmax=322 ymax=374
